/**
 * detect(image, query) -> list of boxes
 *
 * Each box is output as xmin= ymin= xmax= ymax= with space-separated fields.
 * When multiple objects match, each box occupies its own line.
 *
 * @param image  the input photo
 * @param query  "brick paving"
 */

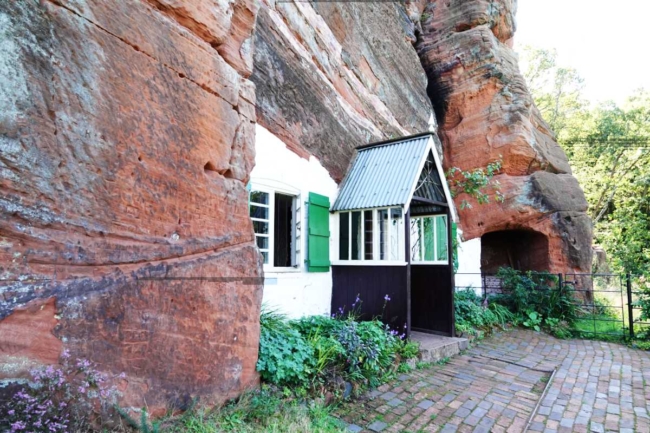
xmin=334 ymin=329 xmax=650 ymax=433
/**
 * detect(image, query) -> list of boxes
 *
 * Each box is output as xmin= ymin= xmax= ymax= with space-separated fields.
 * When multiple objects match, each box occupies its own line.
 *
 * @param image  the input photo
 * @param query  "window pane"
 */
xmin=339 ymin=212 xmax=349 ymax=260
xmin=423 ymin=217 xmax=435 ymax=261
xmin=351 ymin=211 xmax=362 ymax=260
xmin=256 ymin=236 xmax=269 ymax=249
xmin=253 ymin=220 xmax=268 ymax=234
xmin=378 ymin=209 xmax=388 ymax=260
xmin=250 ymin=205 xmax=269 ymax=220
xmin=274 ymin=193 xmax=294 ymax=267
xmin=364 ymin=210 xmax=373 ymax=260
xmin=410 ymin=218 xmax=422 ymax=261
xmin=390 ymin=208 xmax=401 ymax=260
xmin=260 ymin=251 xmax=269 ymax=264
xmin=435 ymin=215 xmax=448 ymax=262
xmin=250 ymin=191 xmax=269 ymax=205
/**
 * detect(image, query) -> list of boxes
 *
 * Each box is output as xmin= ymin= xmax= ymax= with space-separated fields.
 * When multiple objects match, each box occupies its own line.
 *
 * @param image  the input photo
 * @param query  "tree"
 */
xmin=519 ymin=46 xmax=587 ymax=140
xmin=520 ymin=46 xmax=650 ymax=277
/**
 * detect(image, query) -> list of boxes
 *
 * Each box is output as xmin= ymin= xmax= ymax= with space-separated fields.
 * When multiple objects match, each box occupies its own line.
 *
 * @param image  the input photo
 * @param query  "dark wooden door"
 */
xmin=411 ymin=265 xmax=453 ymax=335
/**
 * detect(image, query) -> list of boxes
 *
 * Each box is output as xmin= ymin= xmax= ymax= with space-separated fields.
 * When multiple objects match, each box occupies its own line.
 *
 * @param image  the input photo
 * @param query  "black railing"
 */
xmin=454 ymin=271 xmax=650 ymax=340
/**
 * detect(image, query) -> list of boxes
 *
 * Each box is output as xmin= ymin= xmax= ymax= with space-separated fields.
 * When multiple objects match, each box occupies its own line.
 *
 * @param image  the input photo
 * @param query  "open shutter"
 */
xmin=307 ymin=192 xmax=330 ymax=272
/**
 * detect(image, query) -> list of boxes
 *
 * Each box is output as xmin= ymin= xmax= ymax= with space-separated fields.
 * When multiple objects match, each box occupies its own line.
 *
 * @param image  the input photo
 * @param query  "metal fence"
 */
xmin=454 ymin=272 xmax=650 ymax=340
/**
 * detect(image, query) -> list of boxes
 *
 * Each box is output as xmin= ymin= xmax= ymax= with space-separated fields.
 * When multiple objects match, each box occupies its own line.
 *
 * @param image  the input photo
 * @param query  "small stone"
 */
xmin=367 ymin=420 xmax=388 ymax=432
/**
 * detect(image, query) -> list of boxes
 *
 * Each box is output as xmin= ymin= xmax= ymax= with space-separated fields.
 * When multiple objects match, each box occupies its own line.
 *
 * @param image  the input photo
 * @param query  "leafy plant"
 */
xmin=522 ymin=310 xmax=542 ymax=332
xmin=256 ymin=309 xmax=314 ymax=388
xmin=171 ymin=388 xmax=345 ymax=433
xmin=398 ymin=340 xmax=420 ymax=360
xmin=492 ymin=267 xmax=578 ymax=326
xmin=117 ymin=407 xmax=161 ymax=433
xmin=415 ymin=361 xmax=433 ymax=370
xmin=454 ymin=288 xmax=512 ymax=337
xmin=0 ymin=351 xmax=121 ymax=433
xmin=257 ymin=299 xmax=409 ymax=396
xmin=447 ymin=158 xmax=504 ymax=209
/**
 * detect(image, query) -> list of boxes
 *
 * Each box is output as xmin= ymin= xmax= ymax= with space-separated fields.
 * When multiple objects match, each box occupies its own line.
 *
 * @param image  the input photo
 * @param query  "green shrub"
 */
xmin=631 ymin=340 xmax=650 ymax=351
xmin=171 ymin=388 xmax=345 ymax=433
xmin=398 ymin=340 xmax=420 ymax=360
xmin=336 ymin=320 xmax=400 ymax=387
xmin=493 ymin=267 xmax=578 ymax=326
xmin=521 ymin=310 xmax=542 ymax=332
xmin=257 ymin=306 xmax=410 ymax=395
xmin=454 ymin=288 xmax=512 ymax=336
xmin=256 ymin=310 xmax=314 ymax=388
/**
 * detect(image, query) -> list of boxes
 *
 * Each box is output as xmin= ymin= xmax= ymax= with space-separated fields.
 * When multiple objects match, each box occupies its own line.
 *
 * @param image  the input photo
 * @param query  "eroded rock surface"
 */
xmin=0 ymin=0 xmax=261 ymax=413
xmin=252 ymin=0 xmax=433 ymax=181
xmin=415 ymin=0 xmax=592 ymax=273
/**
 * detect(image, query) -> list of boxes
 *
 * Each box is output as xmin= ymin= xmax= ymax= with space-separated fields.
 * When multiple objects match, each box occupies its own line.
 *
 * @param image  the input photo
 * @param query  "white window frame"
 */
xmin=332 ymin=207 xmax=405 ymax=266
xmin=249 ymin=184 xmax=301 ymax=273
xmin=410 ymin=214 xmax=449 ymax=265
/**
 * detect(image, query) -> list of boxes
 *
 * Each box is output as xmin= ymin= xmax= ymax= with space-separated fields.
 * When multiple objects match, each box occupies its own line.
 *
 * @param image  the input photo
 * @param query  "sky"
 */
xmin=515 ymin=0 xmax=650 ymax=104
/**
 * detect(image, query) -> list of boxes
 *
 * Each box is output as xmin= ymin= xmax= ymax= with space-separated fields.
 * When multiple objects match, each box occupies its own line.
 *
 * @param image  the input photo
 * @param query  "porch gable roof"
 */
xmin=332 ymin=132 xmax=454 ymax=216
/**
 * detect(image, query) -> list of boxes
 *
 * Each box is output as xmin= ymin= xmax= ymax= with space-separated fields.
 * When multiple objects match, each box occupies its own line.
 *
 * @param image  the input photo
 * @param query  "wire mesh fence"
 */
xmin=454 ymin=271 xmax=650 ymax=340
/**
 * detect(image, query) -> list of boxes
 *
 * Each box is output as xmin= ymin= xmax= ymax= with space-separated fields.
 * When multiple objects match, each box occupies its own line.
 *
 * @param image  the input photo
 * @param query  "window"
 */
xmin=364 ymin=210 xmax=373 ymax=260
xmin=410 ymin=215 xmax=448 ymax=264
xmin=250 ymin=189 xmax=298 ymax=268
xmin=337 ymin=208 xmax=403 ymax=262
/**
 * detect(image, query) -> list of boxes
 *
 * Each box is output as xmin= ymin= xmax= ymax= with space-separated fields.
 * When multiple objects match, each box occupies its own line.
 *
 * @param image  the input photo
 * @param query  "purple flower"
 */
xmin=10 ymin=421 xmax=26 ymax=431
xmin=8 ymin=409 xmax=15 ymax=415
xmin=384 ymin=294 xmax=391 ymax=302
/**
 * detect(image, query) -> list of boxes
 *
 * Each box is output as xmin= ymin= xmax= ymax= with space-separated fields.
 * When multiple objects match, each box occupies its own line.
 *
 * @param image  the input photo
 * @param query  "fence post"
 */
xmin=627 ymin=273 xmax=634 ymax=339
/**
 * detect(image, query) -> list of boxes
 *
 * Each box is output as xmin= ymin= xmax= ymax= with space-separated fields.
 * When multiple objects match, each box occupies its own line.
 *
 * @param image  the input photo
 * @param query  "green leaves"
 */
xmin=446 ymin=158 xmax=503 ymax=209
xmin=256 ymin=308 xmax=411 ymax=394
xmin=522 ymin=44 xmax=650 ymax=281
xmin=522 ymin=310 xmax=542 ymax=332
xmin=454 ymin=288 xmax=513 ymax=337
xmin=256 ymin=311 xmax=314 ymax=387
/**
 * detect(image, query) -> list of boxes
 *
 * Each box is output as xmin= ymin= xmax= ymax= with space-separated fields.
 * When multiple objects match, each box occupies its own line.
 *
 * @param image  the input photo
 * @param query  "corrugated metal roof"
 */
xmin=332 ymin=134 xmax=432 ymax=211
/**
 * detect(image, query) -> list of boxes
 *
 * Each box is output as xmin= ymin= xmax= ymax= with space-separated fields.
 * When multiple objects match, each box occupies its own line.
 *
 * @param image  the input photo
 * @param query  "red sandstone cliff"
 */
xmin=251 ymin=1 xmax=434 ymax=182
xmin=0 ymin=0 xmax=261 ymax=413
xmin=0 ymin=0 xmax=593 ymax=416
xmin=414 ymin=0 xmax=592 ymax=274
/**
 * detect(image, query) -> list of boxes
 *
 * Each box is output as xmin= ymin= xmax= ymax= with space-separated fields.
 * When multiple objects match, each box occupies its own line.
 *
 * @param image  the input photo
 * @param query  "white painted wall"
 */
xmin=455 ymin=234 xmax=483 ymax=295
xmin=251 ymin=125 xmax=338 ymax=319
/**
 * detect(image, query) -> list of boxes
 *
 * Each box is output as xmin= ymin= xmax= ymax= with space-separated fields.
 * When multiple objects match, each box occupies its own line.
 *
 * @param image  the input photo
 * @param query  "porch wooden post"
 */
xmin=405 ymin=208 xmax=412 ymax=339
xmin=447 ymin=208 xmax=456 ymax=337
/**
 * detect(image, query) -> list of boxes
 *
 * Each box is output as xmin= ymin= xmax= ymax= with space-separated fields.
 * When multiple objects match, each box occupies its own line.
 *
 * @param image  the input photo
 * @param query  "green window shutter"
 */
xmin=307 ymin=192 xmax=330 ymax=272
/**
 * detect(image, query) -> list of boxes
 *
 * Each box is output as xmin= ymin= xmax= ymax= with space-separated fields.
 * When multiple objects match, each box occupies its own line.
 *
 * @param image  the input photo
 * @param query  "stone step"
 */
xmin=410 ymin=331 xmax=469 ymax=363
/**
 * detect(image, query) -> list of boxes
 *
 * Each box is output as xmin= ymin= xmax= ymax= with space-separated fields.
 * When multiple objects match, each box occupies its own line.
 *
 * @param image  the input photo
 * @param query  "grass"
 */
xmin=572 ymin=314 xmax=626 ymax=340
xmin=167 ymin=389 xmax=346 ymax=433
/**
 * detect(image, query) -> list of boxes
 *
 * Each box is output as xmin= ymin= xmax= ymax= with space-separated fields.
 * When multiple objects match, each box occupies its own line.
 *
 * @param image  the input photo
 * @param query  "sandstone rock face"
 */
xmin=251 ymin=0 xmax=433 ymax=181
xmin=0 ymin=0 xmax=261 ymax=413
xmin=415 ymin=0 xmax=592 ymax=273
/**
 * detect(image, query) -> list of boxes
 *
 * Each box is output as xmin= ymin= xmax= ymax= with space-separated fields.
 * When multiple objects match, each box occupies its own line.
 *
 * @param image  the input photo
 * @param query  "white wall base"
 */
xmin=455 ymin=236 xmax=483 ymax=296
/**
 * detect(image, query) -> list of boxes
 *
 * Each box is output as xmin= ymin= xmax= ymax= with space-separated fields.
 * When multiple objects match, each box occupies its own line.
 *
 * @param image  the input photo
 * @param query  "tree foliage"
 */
xmin=520 ymin=46 xmax=650 ymax=277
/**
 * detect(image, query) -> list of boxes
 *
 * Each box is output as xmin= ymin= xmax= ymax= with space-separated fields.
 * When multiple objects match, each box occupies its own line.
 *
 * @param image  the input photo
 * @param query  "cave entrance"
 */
xmin=480 ymin=229 xmax=550 ymax=273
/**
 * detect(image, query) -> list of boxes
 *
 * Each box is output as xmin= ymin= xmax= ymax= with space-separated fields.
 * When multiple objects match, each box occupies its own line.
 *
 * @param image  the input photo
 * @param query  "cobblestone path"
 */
xmin=334 ymin=329 xmax=650 ymax=433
